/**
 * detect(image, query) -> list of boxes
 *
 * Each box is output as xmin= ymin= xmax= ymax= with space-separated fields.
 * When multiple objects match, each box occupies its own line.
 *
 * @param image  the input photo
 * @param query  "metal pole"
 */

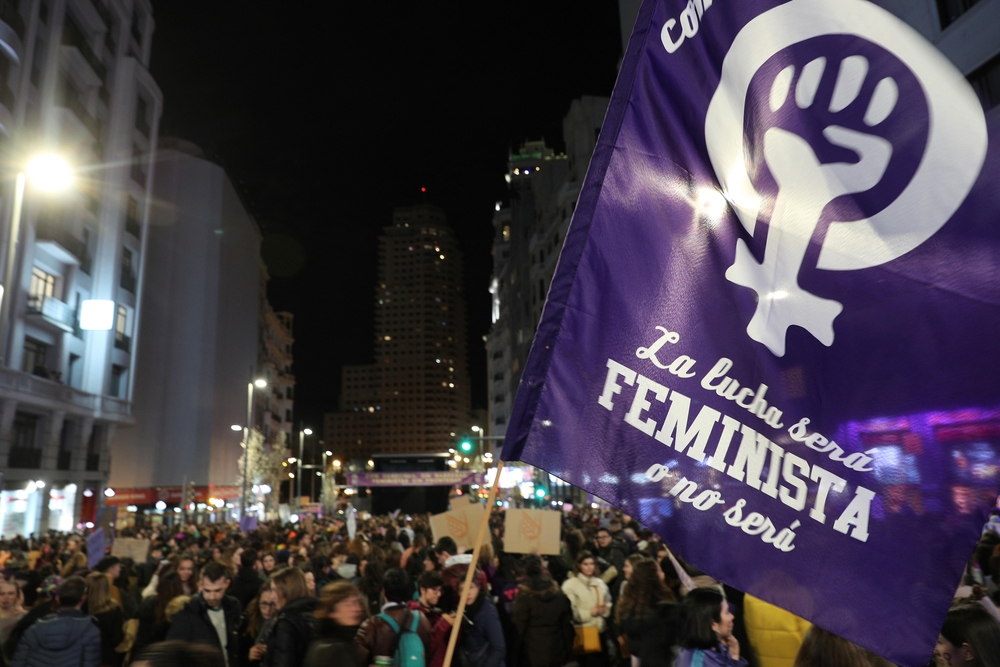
xmin=321 ymin=451 xmax=327 ymax=514
xmin=297 ymin=427 xmax=303 ymax=511
xmin=0 ymin=173 xmax=25 ymax=365
xmin=240 ymin=380 xmax=252 ymax=519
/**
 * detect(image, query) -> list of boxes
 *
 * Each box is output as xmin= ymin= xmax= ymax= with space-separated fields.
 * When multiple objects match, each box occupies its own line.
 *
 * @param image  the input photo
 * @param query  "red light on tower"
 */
xmin=420 ymin=187 xmax=427 ymax=193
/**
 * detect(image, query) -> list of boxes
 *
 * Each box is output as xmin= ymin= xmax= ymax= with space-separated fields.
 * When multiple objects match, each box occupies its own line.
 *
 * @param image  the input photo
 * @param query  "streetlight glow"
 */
xmin=26 ymin=154 xmax=73 ymax=192
xmin=254 ymin=379 xmax=267 ymax=388
xmin=325 ymin=450 xmax=333 ymax=456
xmin=471 ymin=425 xmax=481 ymax=433
xmin=230 ymin=424 xmax=242 ymax=431
xmin=303 ymin=428 xmax=313 ymax=435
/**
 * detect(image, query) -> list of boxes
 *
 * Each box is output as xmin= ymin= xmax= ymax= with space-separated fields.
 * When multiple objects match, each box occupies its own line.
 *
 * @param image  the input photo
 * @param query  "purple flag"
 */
xmin=86 ymin=528 xmax=105 ymax=570
xmin=501 ymin=1 xmax=1000 ymax=664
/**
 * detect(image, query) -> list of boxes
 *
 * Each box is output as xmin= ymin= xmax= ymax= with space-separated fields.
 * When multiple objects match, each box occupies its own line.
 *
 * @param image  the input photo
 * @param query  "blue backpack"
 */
xmin=376 ymin=611 xmax=426 ymax=667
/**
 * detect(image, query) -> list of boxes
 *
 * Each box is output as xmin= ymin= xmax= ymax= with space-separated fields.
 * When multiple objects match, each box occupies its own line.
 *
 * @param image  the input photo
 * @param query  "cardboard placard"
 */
xmin=110 ymin=538 xmax=150 ymax=563
xmin=429 ymin=503 xmax=485 ymax=551
xmin=504 ymin=509 xmax=561 ymax=555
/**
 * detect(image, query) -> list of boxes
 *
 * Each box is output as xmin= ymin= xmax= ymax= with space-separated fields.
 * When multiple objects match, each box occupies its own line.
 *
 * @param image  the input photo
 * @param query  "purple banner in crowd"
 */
xmin=501 ymin=1 xmax=1000 ymax=664
xmin=86 ymin=528 xmax=105 ymax=569
xmin=345 ymin=471 xmax=484 ymax=487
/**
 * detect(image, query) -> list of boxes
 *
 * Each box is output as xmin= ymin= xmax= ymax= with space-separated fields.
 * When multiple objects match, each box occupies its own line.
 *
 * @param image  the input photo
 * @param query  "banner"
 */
xmin=345 ymin=471 xmax=484 ymax=487
xmin=500 ymin=1 xmax=1000 ymax=664
xmin=86 ymin=528 xmax=105 ymax=569
xmin=110 ymin=538 xmax=149 ymax=563
xmin=429 ymin=503 xmax=485 ymax=551
xmin=504 ymin=509 xmax=561 ymax=555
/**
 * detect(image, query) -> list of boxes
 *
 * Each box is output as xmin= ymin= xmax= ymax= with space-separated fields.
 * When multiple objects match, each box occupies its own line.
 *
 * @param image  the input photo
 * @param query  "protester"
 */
xmin=135 ymin=572 xmax=185 ymax=660
xmin=304 ymin=582 xmax=365 ymax=667
xmin=408 ymin=570 xmax=445 ymax=628
xmin=563 ymin=550 xmax=613 ymax=667
xmin=264 ymin=568 xmax=317 ymax=667
xmin=676 ymin=587 xmax=746 ymax=667
xmin=85 ymin=572 xmax=125 ymax=667
xmin=166 ymin=562 xmax=242 ymax=667
xmin=259 ymin=555 xmax=276 ymax=580
xmin=239 ymin=583 xmax=278 ymax=667
xmin=58 ymin=539 xmax=87 ymax=578
xmin=0 ymin=579 xmax=26 ymax=650
xmin=594 ymin=528 xmax=626 ymax=598
xmin=511 ymin=555 xmax=574 ymax=667
xmin=229 ymin=551 xmax=263 ymax=611
xmin=355 ymin=568 xmax=431 ymax=666
xmin=936 ymin=603 xmax=1000 ymax=667
xmin=744 ymin=595 xmax=810 ymax=667
xmin=10 ymin=577 xmax=100 ymax=667
xmin=617 ymin=558 xmax=676 ymax=666
xmin=449 ymin=568 xmax=506 ymax=667
xmin=132 ymin=640 xmax=225 ymax=667
xmin=3 ymin=576 xmax=61 ymax=664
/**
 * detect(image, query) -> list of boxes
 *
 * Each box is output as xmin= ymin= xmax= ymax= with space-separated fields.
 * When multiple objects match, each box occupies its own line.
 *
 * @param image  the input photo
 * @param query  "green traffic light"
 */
xmin=459 ymin=439 xmax=474 ymax=453
xmin=534 ymin=487 xmax=546 ymax=498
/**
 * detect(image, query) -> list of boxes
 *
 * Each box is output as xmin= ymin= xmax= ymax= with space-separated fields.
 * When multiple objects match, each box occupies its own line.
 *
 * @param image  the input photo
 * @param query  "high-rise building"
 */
xmin=487 ymin=97 xmax=608 ymax=441
xmin=258 ymin=292 xmax=294 ymax=446
xmin=326 ymin=204 xmax=472 ymax=461
xmin=107 ymin=141 xmax=263 ymax=510
xmin=0 ymin=0 xmax=161 ymax=534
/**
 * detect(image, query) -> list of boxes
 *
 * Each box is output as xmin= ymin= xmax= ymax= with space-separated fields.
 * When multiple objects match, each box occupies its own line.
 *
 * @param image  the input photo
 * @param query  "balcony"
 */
xmin=125 ymin=215 xmax=141 ymax=239
xmin=26 ymin=295 xmax=75 ymax=333
xmin=57 ymin=83 xmax=100 ymax=140
xmin=131 ymin=163 xmax=145 ymax=186
xmin=0 ymin=0 xmax=24 ymax=41
xmin=114 ymin=331 xmax=131 ymax=353
xmin=0 ymin=368 xmax=132 ymax=420
xmin=62 ymin=18 xmax=106 ymax=81
xmin=8 ymin=447 xmax=41 ymax=468
xmin=85 ymin=453 xmax=100 ymax=471
xmin=35 ymin=217 xmax=89 ymax=267
xmin=57 ymin=450 xmax=71 ymax=470
xmin=120 ymin=267 xmax=136 ymax=292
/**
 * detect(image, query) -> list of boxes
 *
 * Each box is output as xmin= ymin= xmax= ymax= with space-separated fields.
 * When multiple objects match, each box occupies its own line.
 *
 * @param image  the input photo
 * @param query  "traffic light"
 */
xmin=459 ymin=437 xmax=474 ymax=454
xmin=534 ymin=486 xmax=546 ymax=499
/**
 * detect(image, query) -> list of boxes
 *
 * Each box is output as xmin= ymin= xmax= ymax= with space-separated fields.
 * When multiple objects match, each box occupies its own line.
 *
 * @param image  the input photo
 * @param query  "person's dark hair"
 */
xmin=134 ymin=640 xmax=225 ymax=667
xmin=940 ymin=604 xmax=1000 ymax=667
xmin=153 ymin=573 xmax=184 ymax=629
xmin=435 ymin=537 xmax=458 ymax=557
xmin=95 ymin=556 xmax=120 ymax=573
xmin=240 ymin=549 xmax=258 ymax=569
xmin=792 ymin=626 xmax=872 ymax=667
xmin=617 ymin=559 xmax=674 ymax=624
xmin=596 ymin=527 xmax=611 ymax=537
xmin=564 ymin=529 xmax=585 ymax=561
xmin=680 ymin=587 xmax=725 ymax=650
xmin=55 ymin=576 xmax=87 ymax=608
xmin=398 ymin=531 xmax=410 ymax=550
xmin=575 ymin=550 xmax=596 ymax=573
xmin=522 ymin=555 xmax=544 ymax=578
xmin=382 ymin=568 xmax=412 ymax=604
xmin=417 ymin=570 xmax=443 ymax=592
xmin=201 ymin=561 xmax=231 ymax=583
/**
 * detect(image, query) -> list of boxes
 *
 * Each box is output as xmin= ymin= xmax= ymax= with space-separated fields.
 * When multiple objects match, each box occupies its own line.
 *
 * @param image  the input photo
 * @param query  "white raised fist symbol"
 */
xmin=703 ymin=0 xmax=986 ymax=356
xmin=726 ymin=57 xmax=895 ymax=355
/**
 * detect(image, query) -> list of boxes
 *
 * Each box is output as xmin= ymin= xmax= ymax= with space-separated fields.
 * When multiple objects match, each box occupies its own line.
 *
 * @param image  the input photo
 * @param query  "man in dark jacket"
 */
xmin=11 ymin=577 xmax=99 ymax=667
xmin=594 ymin=527 xmax=627 ymax=599
xmin=355 ymin=568 xmax=431 ymax=665
xmin=167 ymin=561 xmax=242 ymax=667
xmin=229 ymin=549 xmax=263 ymax=610
xmin=511 ymin=557 xmax=574 ymax=667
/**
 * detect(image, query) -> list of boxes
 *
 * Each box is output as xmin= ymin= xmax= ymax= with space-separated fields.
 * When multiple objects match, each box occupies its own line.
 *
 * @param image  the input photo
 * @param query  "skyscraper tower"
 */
xmin=326 ymin=204 xmax=472 ymax=460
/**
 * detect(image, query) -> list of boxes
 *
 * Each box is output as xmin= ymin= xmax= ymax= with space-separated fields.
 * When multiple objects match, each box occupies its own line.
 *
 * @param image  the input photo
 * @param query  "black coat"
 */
xmin=263 ymin=597 xmax=317 ymax=667
xmin=511 ymin=577 xmax=575 ymax=667
xmin=166 ymin=594 xmax=243 ymax=667
xmin=229 ymin=569 xmax=264 ymax=612
xmin=303 ymin=619 xmax=357 ymax=667
xmin=91 ymin=607 xmax=124 ymax=667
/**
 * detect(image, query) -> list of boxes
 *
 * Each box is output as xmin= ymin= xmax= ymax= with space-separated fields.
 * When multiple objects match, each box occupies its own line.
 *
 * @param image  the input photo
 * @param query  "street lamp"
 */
xmin=297 ymin=426 xmax=313 ymax=511
xmin=240 ymin=375 xmax=267 ymax=519
xmin=0 ymin=154 xmax=73 ymax=363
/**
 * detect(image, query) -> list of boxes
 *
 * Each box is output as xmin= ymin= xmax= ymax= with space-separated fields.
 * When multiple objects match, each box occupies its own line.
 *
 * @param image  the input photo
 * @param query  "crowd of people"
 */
xmin=0 ymin=504 xmax=996 ymax=667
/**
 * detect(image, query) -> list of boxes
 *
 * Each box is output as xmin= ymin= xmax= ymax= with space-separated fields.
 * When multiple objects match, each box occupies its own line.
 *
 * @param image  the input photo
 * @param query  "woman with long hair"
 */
xmin=512 ymin=556 xmax=575 ymax=667
xmin=0 ymin=578 xmax=26 ymax=651
xmin=260 ymin=553 xmax=277 ymax=578
xmin=562 ymin=550 xmax=613 ymax=667
xmin=936 ymin=603 xmax=1000 ymax=667
xmin=617 ymin=559 xmax=676 ymax=666
xmin=304 ymin=582 xmax=367 ymax=667
xmin=676 ymin=588 xmax=746 ymax=667
xmin=357 ymin=560 xmax=385 ymax=615
xmin=239 ymin=582 xmax=279 ymax=667
xmin=134 ymin=572 xmax=185 ymax=660
xmin=86 ymin=571 xmax=125 ymax=667
xmin=265 ymin=568 xmax=318 ymax=667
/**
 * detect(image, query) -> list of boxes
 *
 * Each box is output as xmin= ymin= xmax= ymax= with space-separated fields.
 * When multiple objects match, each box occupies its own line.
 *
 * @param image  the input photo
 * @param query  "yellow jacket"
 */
xmin=743 ymin=595 xmax=811 ymax=667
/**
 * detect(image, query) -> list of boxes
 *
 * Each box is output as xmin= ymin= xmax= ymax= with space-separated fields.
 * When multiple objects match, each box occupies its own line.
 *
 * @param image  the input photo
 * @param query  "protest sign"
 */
xmin=86 ymin=529 xmax=105 ymax=569
xmin=504 ymin=509 xmax=561 ymax=555
xmin=500 ymin=1 xmax=1000 ymax=664
xmin=239 ymin=515 xmax=258 ymax=532
xmin=429 ymin=503 xmax=485 ymax=551
xmin=111 ymin=538 xmax=149 ymax=563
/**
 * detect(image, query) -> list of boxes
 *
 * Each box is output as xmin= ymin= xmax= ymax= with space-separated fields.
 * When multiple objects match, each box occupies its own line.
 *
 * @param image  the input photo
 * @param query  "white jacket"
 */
xmin=561 ymin=573 xmax=612 ymax=632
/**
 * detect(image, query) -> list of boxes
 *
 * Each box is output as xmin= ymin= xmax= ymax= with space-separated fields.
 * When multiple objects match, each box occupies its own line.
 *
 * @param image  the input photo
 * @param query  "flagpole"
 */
xmin=441 ymin=460 xmax=504 ymax=667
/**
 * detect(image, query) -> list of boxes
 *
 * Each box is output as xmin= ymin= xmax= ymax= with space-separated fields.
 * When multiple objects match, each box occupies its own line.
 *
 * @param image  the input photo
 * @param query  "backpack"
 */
xmin=376 ymin=611 xmax=426 ymax=667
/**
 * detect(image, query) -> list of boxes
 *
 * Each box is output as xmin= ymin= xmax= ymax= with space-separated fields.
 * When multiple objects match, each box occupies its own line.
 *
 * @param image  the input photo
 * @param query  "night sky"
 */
xmin=147 ymin=1 xmax=624 ymax=428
